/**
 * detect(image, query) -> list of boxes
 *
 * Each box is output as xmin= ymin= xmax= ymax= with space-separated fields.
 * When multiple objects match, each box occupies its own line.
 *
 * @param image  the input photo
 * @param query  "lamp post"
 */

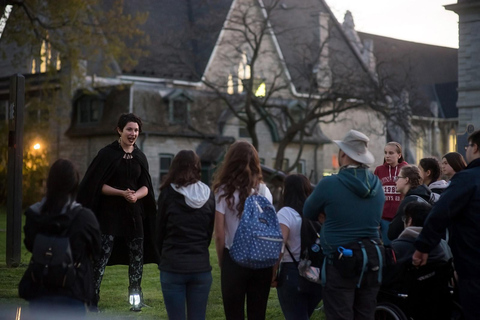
xmin=6 ymin=74 xmax=24 ymax=267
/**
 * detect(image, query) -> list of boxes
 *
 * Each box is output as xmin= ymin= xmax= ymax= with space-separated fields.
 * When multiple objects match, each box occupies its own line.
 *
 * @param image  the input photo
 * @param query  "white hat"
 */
xmin=333 ymin=130 xmax=375 ymax=165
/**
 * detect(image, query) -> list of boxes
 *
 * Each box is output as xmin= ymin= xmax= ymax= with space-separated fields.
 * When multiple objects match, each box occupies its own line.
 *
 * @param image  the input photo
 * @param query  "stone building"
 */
xmin=446 ymin=0 xmax=480 ymax=153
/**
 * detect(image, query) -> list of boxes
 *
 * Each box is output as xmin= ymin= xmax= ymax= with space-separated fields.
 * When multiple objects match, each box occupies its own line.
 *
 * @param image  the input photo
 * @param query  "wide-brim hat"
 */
xmin=333 ymin=130 xmax=375 ymax=165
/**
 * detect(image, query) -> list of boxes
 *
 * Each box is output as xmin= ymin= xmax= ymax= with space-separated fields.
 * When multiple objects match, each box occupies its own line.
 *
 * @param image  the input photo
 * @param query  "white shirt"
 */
xmin=277 ymin=206 xmax=302 ymax=263
xmin=215 ymin=183 xmax=273 ymax=249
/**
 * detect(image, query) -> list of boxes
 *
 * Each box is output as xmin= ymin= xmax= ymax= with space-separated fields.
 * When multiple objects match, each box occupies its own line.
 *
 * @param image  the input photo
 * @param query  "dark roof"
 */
xmin=119 ymin=0 xmax=232 ymax=81
xmin=358 ymin=32 xmax=458 ymax=118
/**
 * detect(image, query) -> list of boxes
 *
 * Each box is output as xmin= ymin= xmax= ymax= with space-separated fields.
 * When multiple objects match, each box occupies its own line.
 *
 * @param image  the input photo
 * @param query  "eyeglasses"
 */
xmin=465 ymin=143 xmax=474 ymax=151
xmin=393 ymin=176 xmax=406 ymax=182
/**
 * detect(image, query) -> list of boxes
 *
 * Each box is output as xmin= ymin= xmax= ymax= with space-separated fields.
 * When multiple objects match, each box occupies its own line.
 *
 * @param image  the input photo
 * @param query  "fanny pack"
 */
xmin=326 ymin=238 xmax=385 ymax=288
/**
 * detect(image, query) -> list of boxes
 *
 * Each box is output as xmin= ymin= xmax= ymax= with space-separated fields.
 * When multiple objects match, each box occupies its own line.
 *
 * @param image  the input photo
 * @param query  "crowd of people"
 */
xmin=18 ymin=112 xmax=480 ymax=320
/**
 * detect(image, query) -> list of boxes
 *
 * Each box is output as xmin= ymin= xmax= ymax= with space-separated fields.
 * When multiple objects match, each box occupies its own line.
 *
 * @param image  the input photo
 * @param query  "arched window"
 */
xmin=448 ymin=129 xmax=456 ymax=152
xmin=416 ymin=137 xmax=424 ymax=162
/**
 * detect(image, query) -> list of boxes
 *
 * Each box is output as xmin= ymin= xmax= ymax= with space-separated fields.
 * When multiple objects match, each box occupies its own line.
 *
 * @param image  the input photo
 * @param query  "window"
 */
xmin=77 ymin=97 xmax=103 ymax=124
xmin=448 ymin=129 xmax=456 ymax=152
xmin=159 ymin=154 xmax=174 ymax=185
xmin=170 ymin=99 xmax=189 ymax=124
xmin=296 ymin=160 xmax=306 ymax=174
xmin=416 ymin=137 xmax=424 ymax=162
xmin=165 ymin=90 xmax=192 ymax=125
xmin=273 ymin=158 xmax=289 ymax=171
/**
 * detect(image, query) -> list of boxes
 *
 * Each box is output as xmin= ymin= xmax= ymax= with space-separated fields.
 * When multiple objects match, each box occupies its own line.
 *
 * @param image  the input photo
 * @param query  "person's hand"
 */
xmin=412 ymin=250 xmax=428 ymax=267
xmin=124 ymin=189 xmax=137 ymax=203
xmin=318 ymin=213 xmax=326 ymax=224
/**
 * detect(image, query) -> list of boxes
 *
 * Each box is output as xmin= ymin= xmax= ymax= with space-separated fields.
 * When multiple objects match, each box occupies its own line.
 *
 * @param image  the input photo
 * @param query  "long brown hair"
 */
xmin=443 ymin=152 xmax=467 ymax=173
xmin=160 ymin=150 xmax=201 ymax=190
xmin=281 ymin=174 xmax=313 ymax=216
xmin=212 ymin=141 xmax=263 ymax=217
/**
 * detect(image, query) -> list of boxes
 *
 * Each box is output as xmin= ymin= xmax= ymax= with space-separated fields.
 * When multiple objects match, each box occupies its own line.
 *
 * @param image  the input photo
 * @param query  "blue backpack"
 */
xmin=230 ymin=194 xmax=283 ymax=269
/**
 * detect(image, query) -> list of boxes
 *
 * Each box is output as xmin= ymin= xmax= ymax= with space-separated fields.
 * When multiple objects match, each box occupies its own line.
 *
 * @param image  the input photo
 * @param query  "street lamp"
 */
xmin=33 ymin=143 xmax=40 ymax=150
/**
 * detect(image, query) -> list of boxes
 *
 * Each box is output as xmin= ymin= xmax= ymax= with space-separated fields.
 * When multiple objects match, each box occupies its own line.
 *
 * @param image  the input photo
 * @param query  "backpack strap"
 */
xmin=357 ymin=240 xmax=369 ymax=288
xmin=285 ymin=244 xmax=298 ymax=266
xmin=371 ymin=239 xmax=383 ymax=284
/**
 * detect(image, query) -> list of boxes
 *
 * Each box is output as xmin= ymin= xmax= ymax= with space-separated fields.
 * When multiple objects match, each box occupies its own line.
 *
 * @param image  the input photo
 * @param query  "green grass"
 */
xmin=0 ymin=206 xmax=324 ymax=319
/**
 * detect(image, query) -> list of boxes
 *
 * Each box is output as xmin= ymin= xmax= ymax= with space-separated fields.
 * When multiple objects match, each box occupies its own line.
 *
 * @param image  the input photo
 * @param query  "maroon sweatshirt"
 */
xmin=374 ymin=161 xmax=408 ymax=221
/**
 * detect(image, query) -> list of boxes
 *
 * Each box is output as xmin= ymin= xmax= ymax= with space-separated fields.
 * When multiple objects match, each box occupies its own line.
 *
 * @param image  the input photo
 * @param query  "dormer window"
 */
xmin=164 ymin=89 xmax=193 ymax=125
xmin=75 ymin=95 xmax=104 ymax=124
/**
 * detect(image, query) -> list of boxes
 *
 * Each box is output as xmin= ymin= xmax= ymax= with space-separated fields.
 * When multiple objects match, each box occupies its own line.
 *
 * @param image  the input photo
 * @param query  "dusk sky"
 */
xmin=327 ymin=0 xmax=459 ymax=48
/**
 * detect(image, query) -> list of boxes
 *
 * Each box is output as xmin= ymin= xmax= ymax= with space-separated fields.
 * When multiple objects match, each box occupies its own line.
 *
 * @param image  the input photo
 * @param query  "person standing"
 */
xmin=77 ymin=113 xmax=157 ymax=311
xmin=213 ymin=141 xmax=274 ymax=320
xmin=441 ymin=152 xmax=467 ymax=181
xmin=304 ymin=130 xmax=385 ymax=320
xmin=20 ymin=159 xmax=101 ymax=318
xmin=156 ymin=150 xmax=215 ymax=320
xmin=275 ymin=174 xmax=322 ymax=320
xmin=418 ymin=157 xmax=448 ymax=201
xmin=413 ymin=130 xmax=480 ymax=320
xmin=374 ymin=142 xmax=408 ymax=245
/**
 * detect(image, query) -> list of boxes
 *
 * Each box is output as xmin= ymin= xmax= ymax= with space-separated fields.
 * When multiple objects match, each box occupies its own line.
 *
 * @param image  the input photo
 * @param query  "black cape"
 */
xmin=77 ymin=141 xmax=158 ymax=265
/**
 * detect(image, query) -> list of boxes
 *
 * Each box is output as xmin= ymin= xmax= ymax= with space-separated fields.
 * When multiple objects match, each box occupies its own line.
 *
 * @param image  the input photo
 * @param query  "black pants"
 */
xmin=221 ymin=249 xmax=272 ymax=320
xmin=93 ymin=235 xmax=144 ymax=302
xmin=323 ymin=263 xmax=380 ymax=320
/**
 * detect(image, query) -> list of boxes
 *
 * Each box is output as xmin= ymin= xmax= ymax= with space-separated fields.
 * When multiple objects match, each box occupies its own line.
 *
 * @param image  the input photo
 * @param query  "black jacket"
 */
xmin=156 ymin=184 xmax=215 ymax=273
xmin=388 ymin=185 xmax=432 ymax=241
xmin=416 ymin=158 xmax=480 ymax=279
xmin=20 ymin=201 xmax=101 ymax=303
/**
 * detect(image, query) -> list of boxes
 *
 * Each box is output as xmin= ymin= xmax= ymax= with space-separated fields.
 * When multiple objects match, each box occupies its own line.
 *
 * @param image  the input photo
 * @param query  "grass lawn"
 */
xmin=0 ymin=206 xmax=324 ymax=319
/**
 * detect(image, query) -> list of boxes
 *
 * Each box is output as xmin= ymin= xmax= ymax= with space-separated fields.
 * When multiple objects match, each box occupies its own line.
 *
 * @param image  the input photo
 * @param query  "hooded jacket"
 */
xmin=428 ymin=180 xmax=449 ymax=202
xmin=383 ymin=226 xmax=450 ymax=287
xmin=374 ymin=161 xmax=408 ymax=221
xmin=303 ymin=166 xmax=385 ymax=255
xmin=156 ymin=181 xmax=215 ymax=273
xmin=387 ymin=184 xmax=433 ymax=241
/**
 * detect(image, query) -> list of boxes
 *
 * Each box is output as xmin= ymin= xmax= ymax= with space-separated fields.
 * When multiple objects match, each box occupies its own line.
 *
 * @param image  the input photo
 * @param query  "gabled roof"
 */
xmin=357 ymin=32 xmax=458 ymax=118
xmin=117 ymin=0 xmax=375 ymax=94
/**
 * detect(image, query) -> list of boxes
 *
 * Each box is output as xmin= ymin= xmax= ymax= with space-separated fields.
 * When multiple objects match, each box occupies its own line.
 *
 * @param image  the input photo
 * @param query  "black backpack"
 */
xmin=26 ymin=207 xmax=80 ymax=289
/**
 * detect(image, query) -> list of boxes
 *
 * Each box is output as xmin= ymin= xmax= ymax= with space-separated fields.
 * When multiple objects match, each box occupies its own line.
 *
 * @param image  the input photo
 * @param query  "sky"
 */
xmin=326 ymin=0 xmax=459 ymax=48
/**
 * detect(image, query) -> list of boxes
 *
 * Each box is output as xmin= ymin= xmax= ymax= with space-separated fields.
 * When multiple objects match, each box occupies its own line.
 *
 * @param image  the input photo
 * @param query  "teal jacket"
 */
xmin=304 ymin=167 xmax=385 ymax=255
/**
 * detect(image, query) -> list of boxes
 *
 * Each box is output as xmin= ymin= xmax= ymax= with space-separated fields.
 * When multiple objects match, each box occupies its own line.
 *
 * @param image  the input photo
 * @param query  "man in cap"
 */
xmin=304 ymin=129 xmax=385 ymax=320
xmin=413 ymin=129 xmax=480 ymax=320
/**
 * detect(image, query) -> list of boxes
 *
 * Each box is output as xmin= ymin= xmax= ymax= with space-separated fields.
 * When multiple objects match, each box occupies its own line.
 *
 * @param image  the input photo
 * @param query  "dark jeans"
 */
xmin=277 ymin=262 xmax=323 ymax=320
xmin=160 ymin=271 xmax=212 ymax=320
xmin=458 ymin=277 xmax=480 ymax=320
xmin=221 ymin=248 xmax=272 ymax=320
xmin=323 ymin=263 xmax=380 ymax=320
xmin=28 ymin=295 xmax=86 ymax=320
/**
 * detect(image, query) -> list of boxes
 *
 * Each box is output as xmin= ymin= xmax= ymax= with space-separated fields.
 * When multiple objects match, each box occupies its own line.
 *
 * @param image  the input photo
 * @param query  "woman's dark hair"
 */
xmin=116 ymin=113 xmax=143 ymax=135
xmin=419 ymin=157 xmax=441 ymax=184
xmin=443 ymin=152 xmax=467 ymax=173
xmin=281 ymin=174 xmax=313 ymax=216
xmin=212 ymin=141 xmax=262 ymax=217
xmin=41 ymin=159 xmax=80 ymax=215
xmin=404 ymin=201 xmax=432 ymax=227
xmin=384 ymin=141 xmax=404 ymax=164
xmin=400 ymin=165 xmax=422 ymax=189
xmin=160 ymin=150 xmax=201 ymax=190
